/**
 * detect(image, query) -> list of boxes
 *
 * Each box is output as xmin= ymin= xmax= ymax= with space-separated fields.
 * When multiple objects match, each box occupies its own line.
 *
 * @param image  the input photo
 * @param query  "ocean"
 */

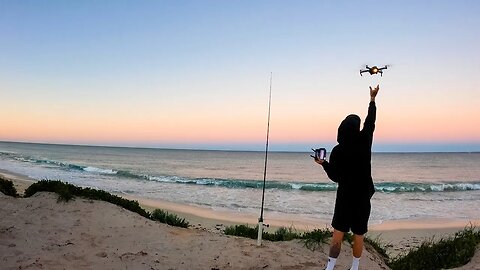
xmin=1 ymin=141 xmax=479 ymax=225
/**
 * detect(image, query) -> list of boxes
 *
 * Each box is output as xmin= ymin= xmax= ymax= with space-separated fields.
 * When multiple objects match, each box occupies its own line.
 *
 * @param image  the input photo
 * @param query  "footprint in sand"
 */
xmin=96 ymin=251 xmax=108 ymax=258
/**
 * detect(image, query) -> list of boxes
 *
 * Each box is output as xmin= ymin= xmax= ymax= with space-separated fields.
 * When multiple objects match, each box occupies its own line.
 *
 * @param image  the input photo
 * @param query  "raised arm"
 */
xmin=363 ymin=85 xmax=379 ymax=135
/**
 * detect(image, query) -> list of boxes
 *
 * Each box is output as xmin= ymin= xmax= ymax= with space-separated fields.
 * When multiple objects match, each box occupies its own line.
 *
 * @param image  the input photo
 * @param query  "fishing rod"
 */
xmin=257 ymin=72 xmax=272 ymax=246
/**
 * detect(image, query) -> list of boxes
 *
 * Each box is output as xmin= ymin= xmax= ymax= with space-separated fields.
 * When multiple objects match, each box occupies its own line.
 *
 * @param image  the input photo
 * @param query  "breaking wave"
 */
xmin=2 ymin=151 xmax=479 ymax=193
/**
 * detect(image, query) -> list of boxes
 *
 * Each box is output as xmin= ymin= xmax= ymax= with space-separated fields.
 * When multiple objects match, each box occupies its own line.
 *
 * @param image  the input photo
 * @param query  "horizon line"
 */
xmin=1 ymin=140 xmax=479 ymax=154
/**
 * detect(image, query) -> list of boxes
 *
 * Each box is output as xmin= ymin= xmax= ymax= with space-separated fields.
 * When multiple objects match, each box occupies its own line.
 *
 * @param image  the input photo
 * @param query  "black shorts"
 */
xmin=331 ymin=199 xmax=371 ymax=235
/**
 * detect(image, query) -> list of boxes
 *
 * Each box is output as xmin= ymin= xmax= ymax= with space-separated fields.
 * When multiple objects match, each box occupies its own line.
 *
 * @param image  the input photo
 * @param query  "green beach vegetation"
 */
xmin=21 ymin=180 xmax=189 ymax=228
xmin=2 ymin=178 xmax=479 ymax=269
xmin=24 ymin=180 xmax=150 ymax=218
xmin=224 ymin=224 xmax=333 ymax=250
xmin=224 ymin=224 xmax=480 ymax=269
xmin=224 ymin=224 xmax=317 ymax=243
xmin=150 ymin=209 xmax=189 ymax=228
xmin=223 ymin=224 xmax=374 ymax=253
xmin=0 ymin=176 xmax=19 ymax=197
xmin=388 ymin=225 xmax=480 ymax=270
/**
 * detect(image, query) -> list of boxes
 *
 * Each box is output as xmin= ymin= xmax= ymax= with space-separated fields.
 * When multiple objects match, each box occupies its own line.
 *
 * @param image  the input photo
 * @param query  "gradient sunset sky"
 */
xmin=1 ymin=1 xmax=479 ymax=152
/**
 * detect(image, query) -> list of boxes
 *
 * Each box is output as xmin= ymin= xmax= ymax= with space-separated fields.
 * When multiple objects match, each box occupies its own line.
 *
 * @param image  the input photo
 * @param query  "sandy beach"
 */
xmin=1 ymin=171 xmax=479 ymax=269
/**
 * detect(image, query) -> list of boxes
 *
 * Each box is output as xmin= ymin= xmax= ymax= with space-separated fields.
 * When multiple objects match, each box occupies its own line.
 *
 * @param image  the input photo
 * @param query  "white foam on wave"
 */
xmin=195 ymin=179 xmax=212 ymax=185
xmin=430 ymin=184 xmax=445 ymax=191
xmin=83 ymin=166 xmax=117 ymax=174
xmin=149 ymin=175 xmax=177 ymax=183
xmin=290 ymin=184 xmax=302 ymax=190
xmin=430 ymin=183 xmax=480 ymax=192
xmin=14 ymin=157 xmax=33 ymax=163
xmin=449 ymin=183 xmax=480 ymax=191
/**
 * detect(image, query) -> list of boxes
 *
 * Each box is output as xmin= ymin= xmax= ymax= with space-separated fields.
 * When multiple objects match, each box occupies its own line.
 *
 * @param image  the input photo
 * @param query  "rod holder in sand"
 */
xmin=257 ymin=220 xmax=264 ymax=246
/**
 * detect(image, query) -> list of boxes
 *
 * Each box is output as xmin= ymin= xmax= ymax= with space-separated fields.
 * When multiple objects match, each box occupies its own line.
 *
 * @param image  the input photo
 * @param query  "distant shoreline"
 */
xmin=1 ymin=140 xmax=479 ymax=153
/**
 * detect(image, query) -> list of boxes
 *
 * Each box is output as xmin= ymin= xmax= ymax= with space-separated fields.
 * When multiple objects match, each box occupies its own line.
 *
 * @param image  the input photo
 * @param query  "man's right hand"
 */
xmin=370 ymin=84 xmax=379 ymax=102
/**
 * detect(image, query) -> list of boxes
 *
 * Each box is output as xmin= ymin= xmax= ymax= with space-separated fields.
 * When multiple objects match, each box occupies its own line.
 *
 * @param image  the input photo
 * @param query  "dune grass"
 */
xmin=223 ymin=224 xmax=388 ymax=254
xmin=224 ymin=224 xmax=333 ymax=250
xmin=0 ymin=177 xmax=19 ymax=197
xmin=151 ymin=209 xmax=189 ymax=228
xmin=224 ymin=224 xmax=303 ymax=242
xmin=388 ymin=225 xmax=480 ymax=270
xmin=24 ymin=180 xmax=150 ymax=218
xmin=23 ymin=180 xmax=189 ymax=228
xmin=301 ymin=228 xmax=334 ymax=251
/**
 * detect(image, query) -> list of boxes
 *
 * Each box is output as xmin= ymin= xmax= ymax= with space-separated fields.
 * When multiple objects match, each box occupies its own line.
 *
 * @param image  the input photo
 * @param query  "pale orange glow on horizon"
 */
xmin=3 ymin=87 xmax=480 ymax=147
xmin=3 ymin=104 xmax=479 ymax=147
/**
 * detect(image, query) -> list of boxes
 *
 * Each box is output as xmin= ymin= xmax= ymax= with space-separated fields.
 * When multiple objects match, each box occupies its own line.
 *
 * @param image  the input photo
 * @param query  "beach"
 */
xmin=1 ymin=171 xmax=479 ymax=269
xmin=3 ymin=0 xmax=480 ymax=268
xmin=1 ymin=143 xmax=479 ymax=227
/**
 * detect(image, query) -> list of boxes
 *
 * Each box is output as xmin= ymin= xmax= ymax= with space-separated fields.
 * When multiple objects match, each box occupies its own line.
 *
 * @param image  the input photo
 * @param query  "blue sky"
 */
xmin=1 ymin=1 xmax=479 ymax=151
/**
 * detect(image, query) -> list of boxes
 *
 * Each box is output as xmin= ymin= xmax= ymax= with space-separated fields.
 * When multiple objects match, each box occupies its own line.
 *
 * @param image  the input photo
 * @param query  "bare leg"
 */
xmin=329 ymin=229 xmax=345 ymax=258
xmin=352 ymin=234 xmax=364 ymax=258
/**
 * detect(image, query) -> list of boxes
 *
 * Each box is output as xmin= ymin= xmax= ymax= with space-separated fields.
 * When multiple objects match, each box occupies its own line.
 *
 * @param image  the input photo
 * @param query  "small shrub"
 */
xmin=265 ymin=226 xmax=301 ymax=241
xmin=224 ymin=224 xmax=258 ymax=239
xmin=301 ymin=228 xmax=333 ymax=251
xmin=150 ymin=209 xmax=189 ymax=228
xmin=55 ymin=182 xmax=75 ymax=202
xmin=0 ymin=177 xmax=19 ymax=197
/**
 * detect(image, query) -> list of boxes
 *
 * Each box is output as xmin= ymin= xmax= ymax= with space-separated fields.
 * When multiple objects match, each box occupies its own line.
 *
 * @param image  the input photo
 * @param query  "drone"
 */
xmin=360 ymin=65 xmax=388 ymax=76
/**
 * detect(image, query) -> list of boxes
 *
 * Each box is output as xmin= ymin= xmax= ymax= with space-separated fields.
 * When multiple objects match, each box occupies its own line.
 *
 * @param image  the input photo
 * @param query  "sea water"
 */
xmin=1 ymin=141 xmax=479 ymax=225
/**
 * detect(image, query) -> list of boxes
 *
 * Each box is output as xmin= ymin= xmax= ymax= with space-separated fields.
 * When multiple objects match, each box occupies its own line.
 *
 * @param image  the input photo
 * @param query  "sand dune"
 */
xmin=1 ymin=192 xmax=390 ymax=270
xmin=1 ymin=171 xmax=479 ymax=270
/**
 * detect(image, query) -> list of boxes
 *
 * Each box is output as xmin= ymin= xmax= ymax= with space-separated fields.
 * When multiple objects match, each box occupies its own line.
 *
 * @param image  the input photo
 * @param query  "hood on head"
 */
xmin=337 ymin=114 xmax=361 ymax=145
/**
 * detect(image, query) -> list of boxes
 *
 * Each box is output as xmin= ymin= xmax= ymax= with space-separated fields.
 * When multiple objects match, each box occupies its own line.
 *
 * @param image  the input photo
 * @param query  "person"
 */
xmin=314 ymin=85 xmax=379 ymax=270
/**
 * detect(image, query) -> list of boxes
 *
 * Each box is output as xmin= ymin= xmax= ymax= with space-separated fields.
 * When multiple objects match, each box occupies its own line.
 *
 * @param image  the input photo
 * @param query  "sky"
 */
xmin=1 ymin=1 xmax=479 ymax=152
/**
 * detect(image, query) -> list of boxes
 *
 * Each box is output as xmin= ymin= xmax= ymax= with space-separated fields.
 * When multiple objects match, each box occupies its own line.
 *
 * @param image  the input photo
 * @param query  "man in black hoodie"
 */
xmin=314 ymin=85 xmax=379 ymax=270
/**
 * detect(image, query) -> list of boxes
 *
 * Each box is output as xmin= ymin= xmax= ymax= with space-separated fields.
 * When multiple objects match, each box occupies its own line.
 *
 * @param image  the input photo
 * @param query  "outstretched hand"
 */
xmin=370 ymin=84 xmax=379 ymax=102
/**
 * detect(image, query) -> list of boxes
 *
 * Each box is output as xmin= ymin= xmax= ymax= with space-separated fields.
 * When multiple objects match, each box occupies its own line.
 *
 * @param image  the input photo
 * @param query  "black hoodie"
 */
xmin=321 ymin=101 xmax=376 ymax=201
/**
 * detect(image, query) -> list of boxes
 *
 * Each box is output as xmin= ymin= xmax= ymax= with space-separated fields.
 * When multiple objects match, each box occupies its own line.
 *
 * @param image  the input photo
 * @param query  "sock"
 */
xmin=350 ymin=256 xmax=360 ymax=270
xmin=325 ymin=257 xmax=337 ymax=270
